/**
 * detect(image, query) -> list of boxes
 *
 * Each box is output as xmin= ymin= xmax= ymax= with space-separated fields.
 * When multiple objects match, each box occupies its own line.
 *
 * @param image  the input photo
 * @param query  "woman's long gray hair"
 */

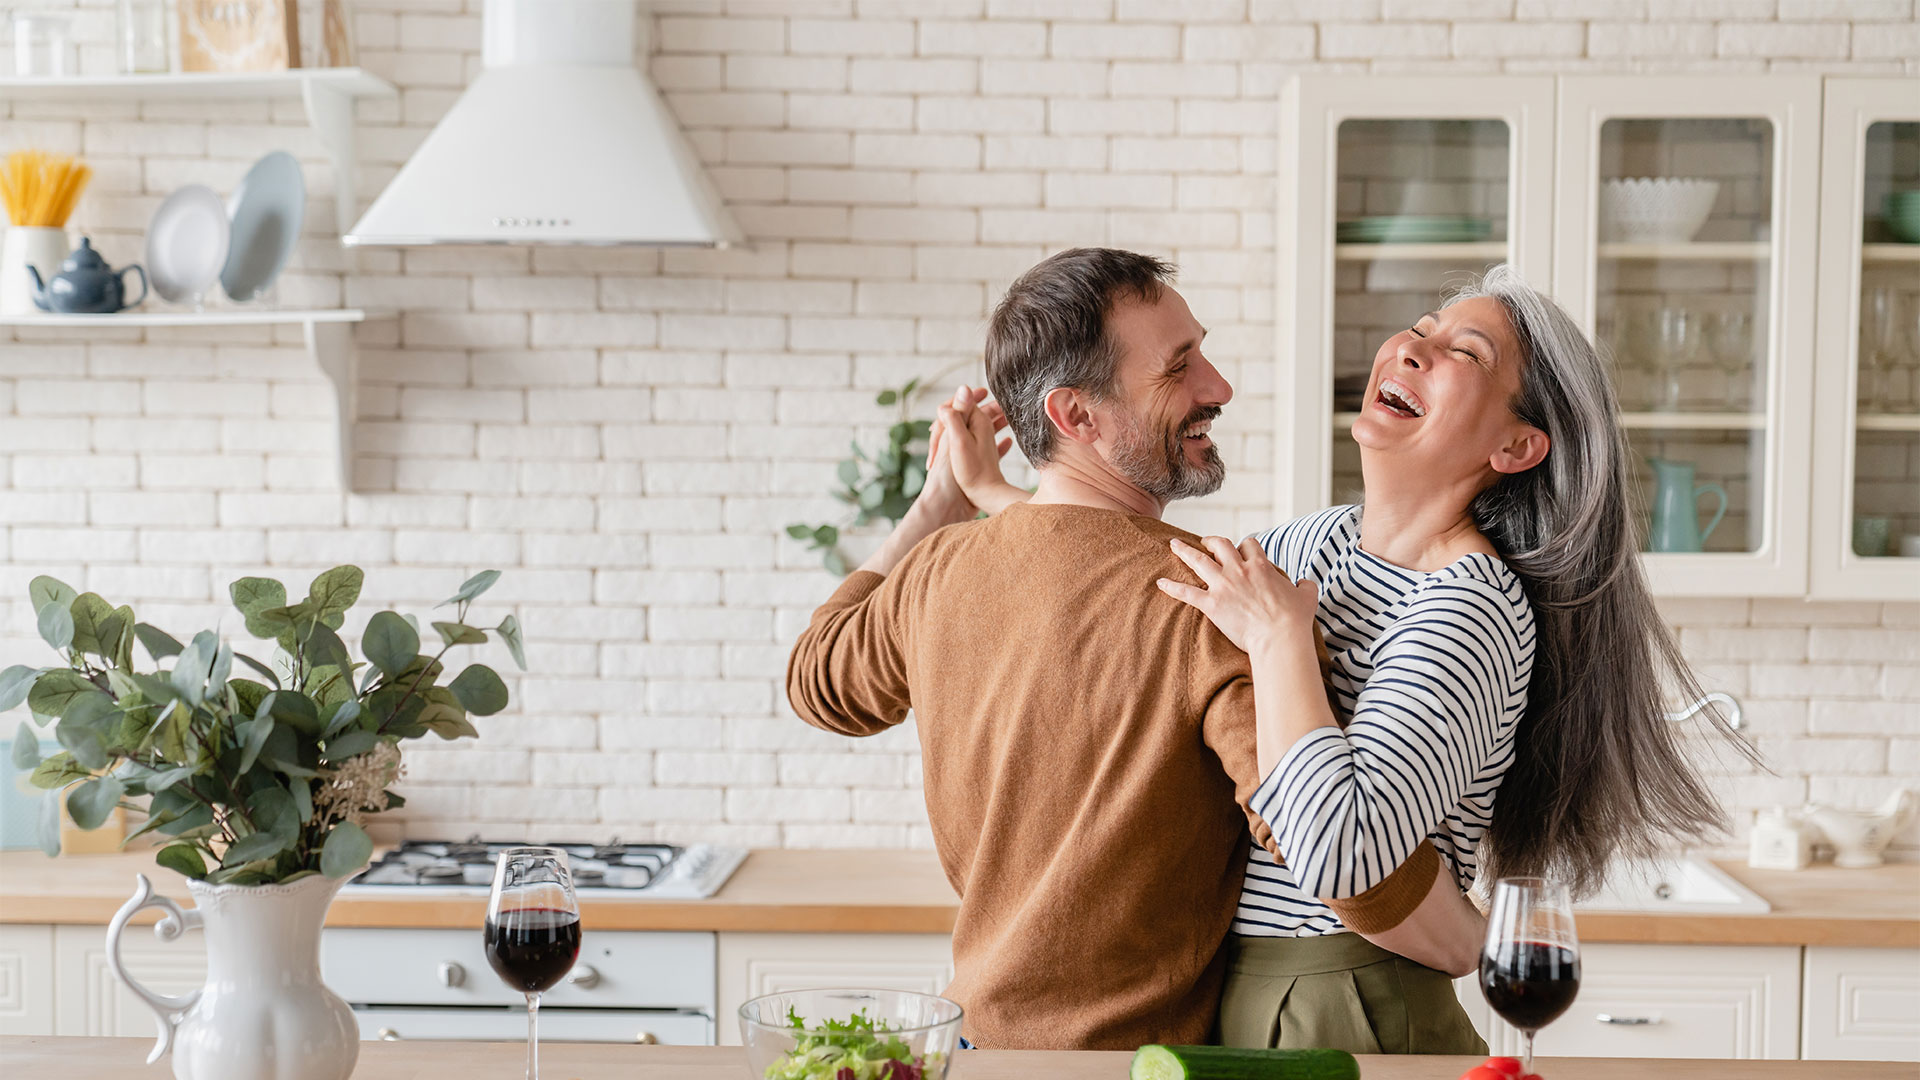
xmin=1449 ymin=265 xmax=1749 ymax=897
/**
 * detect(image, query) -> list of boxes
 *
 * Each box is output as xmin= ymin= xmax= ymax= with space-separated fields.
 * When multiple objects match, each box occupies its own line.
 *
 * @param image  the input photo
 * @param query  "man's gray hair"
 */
xmin=985 ymin=248 xmax=1175 ymax=466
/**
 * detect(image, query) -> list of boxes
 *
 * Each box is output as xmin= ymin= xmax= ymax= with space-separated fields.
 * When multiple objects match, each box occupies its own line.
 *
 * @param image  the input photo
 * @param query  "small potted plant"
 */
xmin=3 ymin=566 xmax=523 ymax=1080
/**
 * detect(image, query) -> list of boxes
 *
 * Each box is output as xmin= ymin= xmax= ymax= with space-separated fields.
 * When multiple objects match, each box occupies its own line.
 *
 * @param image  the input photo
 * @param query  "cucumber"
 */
xmin=1130 ymin=1045 xmax=1361 ymax=1080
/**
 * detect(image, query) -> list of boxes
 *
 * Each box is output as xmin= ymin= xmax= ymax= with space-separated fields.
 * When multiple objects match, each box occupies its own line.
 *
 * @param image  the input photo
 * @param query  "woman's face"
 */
xmin=1351 ymin=296 xmax=1544 ymax=486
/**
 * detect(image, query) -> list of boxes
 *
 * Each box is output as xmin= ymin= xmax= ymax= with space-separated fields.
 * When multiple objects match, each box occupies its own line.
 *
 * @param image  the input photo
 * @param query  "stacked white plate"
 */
xmin=143 ymin=151 xmax=305 ymax=308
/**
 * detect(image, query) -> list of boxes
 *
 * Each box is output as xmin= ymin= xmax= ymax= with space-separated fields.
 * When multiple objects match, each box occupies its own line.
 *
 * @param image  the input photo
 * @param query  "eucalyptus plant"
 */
xmin=786 ymin=378 xmax=937 ymax=575
xmin=2 ymin=566 xmax=524 ymax=886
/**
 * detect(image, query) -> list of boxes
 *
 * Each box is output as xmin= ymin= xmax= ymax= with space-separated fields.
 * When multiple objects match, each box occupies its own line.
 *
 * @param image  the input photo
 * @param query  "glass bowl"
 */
xmin=739 ymin=988 xmax=963 ymax=1080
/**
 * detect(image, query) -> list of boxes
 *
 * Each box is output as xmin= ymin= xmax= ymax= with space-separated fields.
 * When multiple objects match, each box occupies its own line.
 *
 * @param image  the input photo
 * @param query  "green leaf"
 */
xmin=875 ymin=389 xmax=898 ymax=406
xmin=900 ymin=377 xmax=921 ymax=398
xmin=303 ymin=621 xmax=353 ymax=672
xmin=37 ymin=603 xmax=73 ymax=652
xmin=134 ymin=623 xmax=185 ymax=661
xmin=29 ymin=752 xmax=90 ymax=790
xmin=28 ymin=670 xmax=104 ymax=720
xmin=858 ymin=482 xmax=885 ymax=510
xmin=321 ymin=822 xmax=373 ymax=879
xmin=256 ymin=724 xmax=318 ymax=778
xmin=66 ymin=776 xmax=124 ymax=830
xmin=155 ymin=844 xmax=206 ymax=880
xmin=0 ymin=666 xmax=39 ymax=713
xmin=823 ymin=549 xmax=849 ymax=576
xmin=306 ymin=566 xmax=364 ymax=618
xmin=232 ymin=652 xmax=279 ymax=688
xmin=101 ymin=605 xmax=135 ymax=671
xmin=259 ymin=691 xmax=321 ymax=738
xmin=321 ymin=699 xmax=363 ymax=738
xmin=363 ymin=611 xmax=419 ymax=679
xmin=237 ymin=715 xmax=275 ymax=775
xmin=289 ymin=776 xmax=312 ymax=824
xmin=169 ymin=634 xmax=211 ymax=706
xmin=157 ymin=804 xmax=213 ymax=837
xmin=153 ymin=701 xmax=193 ymax=765
xmin=432 ymin=621 xmax=488 ymax=647
xmin=902 ymin=460 xmax=926 ymax=498
xmin=495 ymin=615 xmax=526 ymax=672
xmin=813 ymin=525 xmax=839 ymax=547
xmin=447 ymin=664 xmax=509 ymax=716
xmin=323 ymin=729 xmax=379 ymax=761
xmin=206 ymin=642 xmax=232 ymax=695
xmin=836 ymin=459 xmax=861 ymax=487
xmin=248 ymin=785 xmax=299 ymax=840
xmin=54 ymin=694 xmax=116 ymax=771
xmin=786 ymin=523 xmax=812 ymax=540
xmin=66 ymin=593 xmax=114 ymax=658
xmin=222 ymin=830 xmax=291 ymax=867
xmin=10 ymin=721 xmax=41 ymax=768
xmin=888 ymin=421 xmax=914 ymax=446
xmin=36 ymin=791 xmax=61 ymax=856
xmin=230 ymin=576 xmax=288 ymax=618
xmin=127 ymin=671 xmax=180 ymax=707
xmin=28 ymin=575 xmax=76 ymax=616
xmin=419 ymin=689 xmax=476 ymax=740
xmin=440 ymin=569 xmax=502 ymax=608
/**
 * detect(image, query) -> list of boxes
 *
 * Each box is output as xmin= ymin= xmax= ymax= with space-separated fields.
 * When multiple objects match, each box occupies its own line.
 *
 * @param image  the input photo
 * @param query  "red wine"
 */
xmin=484 ymin=907 xmax=581 ymax=994
xmin=1480 ymin=940 xmax=1581 ymax=1032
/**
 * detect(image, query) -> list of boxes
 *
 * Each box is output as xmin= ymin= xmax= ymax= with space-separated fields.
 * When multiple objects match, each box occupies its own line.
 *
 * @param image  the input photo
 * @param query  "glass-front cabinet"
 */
xmin=1278 ymin=74 xmax=1898 ymax=599
xmin=1811 ymin=80 xmax=1920 ymax=601
xmin=1277 ymin=77 xmax=1554 ymax=520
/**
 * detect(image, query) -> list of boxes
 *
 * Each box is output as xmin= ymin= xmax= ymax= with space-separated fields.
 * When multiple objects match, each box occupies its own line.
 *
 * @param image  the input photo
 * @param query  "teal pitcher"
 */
xmin=1648 ymin=457 xmax=1727 ymax=552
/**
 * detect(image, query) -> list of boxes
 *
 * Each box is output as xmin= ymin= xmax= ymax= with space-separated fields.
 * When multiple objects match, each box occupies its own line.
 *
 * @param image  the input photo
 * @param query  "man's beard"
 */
xmin=1108 ymin=403 xmax=1226 ymax=503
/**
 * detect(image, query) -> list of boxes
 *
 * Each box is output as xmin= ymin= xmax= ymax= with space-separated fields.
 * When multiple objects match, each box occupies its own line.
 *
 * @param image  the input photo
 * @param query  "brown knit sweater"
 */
xmin=786 ymin=502 xmax=1435 ymax=1051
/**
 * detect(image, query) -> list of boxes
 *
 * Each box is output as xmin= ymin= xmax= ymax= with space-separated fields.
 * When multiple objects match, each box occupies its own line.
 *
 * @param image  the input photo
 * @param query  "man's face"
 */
xmin=1095 ymin=286 xmax=1233 ymax=503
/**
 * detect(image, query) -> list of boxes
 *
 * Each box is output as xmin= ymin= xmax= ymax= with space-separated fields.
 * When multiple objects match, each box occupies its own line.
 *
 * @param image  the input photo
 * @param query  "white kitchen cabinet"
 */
xmin=52 ymin=922 xmax=205 ymax=1037
xmin=1454 ymin=943 xmax=1802 ymax=1059
xmin=715 ymin=932 xmax=953 ymax=1047
xmin=1280 ymin=74 xmax=1913 ymax=599
xmin=1809 ymin=80 xmax=1920 ymax=601
xmin=0 ymin=925 xmax=54 ymax=1035
xmin=1802 ymin=946 xmax=1920 ymax=1062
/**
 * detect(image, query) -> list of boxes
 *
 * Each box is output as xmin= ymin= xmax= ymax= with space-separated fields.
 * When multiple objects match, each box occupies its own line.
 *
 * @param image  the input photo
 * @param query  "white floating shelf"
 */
xmin=1599 ymin=241 xmax=1769 ymax=261
xmin=1857 ymin=413 xmax=1920 ymax=432
xmin=1332 ymin=410 xmax=1767 ymax=432
xmin=0 ymin=308 xmax=374 ymax=328
xmin=1334 ymin=241 xmax=1509 ymax=262
xmin=1862 ymin=243 xmax=1920 ymax=263
xmin=0 ymin=67 xmax=393 ymax=100
xmin=1 ymin=308 xmax=389 ymax=490
xmin=0 ymin=68 xmax=395 ymax=234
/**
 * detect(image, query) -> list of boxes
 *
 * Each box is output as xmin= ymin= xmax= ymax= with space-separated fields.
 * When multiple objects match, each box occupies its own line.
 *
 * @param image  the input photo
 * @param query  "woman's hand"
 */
xmin=935 ymin=384 xmax=1029 ymax=516
xmin=1158 ymin=537 xmax=1318 ymax=658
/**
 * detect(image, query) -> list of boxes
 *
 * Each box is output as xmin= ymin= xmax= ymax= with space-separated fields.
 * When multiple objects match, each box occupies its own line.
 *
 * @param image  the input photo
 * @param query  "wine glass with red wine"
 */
xmin=485 ymin=847 xmax=581 ymax=1080
xmin=1480 ymin=877 xmax=1581 ymax=1074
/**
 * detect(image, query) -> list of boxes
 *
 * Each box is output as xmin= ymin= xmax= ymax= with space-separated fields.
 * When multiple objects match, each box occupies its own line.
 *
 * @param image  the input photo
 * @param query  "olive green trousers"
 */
xmin=1216 ymin=933 xmax=1488 ymax=1055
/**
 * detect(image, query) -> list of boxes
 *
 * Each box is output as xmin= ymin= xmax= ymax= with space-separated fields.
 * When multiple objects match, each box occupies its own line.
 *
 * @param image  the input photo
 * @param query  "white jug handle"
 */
xmin=106 ymin=873 xmax=204 ymax=1065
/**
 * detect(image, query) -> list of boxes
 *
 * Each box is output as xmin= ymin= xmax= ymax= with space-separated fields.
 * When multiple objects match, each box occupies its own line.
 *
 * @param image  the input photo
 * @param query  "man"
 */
xmin=786 ymin=249 xmax=1456 ymax=1051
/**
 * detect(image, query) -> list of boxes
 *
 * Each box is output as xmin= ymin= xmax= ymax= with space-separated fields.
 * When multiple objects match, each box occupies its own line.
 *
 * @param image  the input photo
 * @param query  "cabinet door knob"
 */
xmin=1596 ymin=1013 xmax=1659 ymax=1025
xmin=567 ymin=964 xmax=600 ymax=989
xmin=437 ymin=961 xmax=465 ymax=988
xmin=634 ymin=1031 xmax=658 ymax=1045
xmin=377 ymin=1027 xmax=402 ymax=1041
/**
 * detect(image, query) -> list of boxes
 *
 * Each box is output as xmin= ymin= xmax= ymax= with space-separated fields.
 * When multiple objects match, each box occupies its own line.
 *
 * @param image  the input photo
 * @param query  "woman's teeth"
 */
xmin=1376 ymin=379 xmax=1427 ymax=418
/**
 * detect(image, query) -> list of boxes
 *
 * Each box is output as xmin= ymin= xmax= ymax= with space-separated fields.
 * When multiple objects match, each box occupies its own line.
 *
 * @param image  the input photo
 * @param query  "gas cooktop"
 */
xmin=341 ymin=838 xmax=748 ymax=899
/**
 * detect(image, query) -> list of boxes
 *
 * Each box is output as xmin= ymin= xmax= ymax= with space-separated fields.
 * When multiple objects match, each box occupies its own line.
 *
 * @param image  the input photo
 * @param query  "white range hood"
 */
xmin=343 ymin=0 xmax=741 ymax=247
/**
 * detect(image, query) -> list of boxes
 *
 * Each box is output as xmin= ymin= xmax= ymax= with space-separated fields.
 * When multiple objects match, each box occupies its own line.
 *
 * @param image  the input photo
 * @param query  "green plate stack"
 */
xmin=1336 ymin=215 xmax=1493 ymax=243
xmin=1888 ymin=190 xmax=1920 ymax=243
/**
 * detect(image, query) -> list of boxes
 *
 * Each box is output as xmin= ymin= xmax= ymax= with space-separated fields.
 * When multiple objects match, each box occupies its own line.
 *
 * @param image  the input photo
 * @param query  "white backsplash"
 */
xmin=1 ymin=1 xmax=1914 ymax=857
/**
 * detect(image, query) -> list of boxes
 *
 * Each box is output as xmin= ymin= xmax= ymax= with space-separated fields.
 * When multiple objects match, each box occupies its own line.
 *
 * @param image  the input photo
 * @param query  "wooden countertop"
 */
xmin=2 ymin=1037 xmax=1907 ymax=1079
xmin=2 ymin=848 xmax=1914 ymax=946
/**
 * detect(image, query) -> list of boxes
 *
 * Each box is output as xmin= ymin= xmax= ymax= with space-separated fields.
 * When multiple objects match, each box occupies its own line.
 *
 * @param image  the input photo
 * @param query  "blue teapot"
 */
xmin=27 ymin=238 xmax=147 ymax=314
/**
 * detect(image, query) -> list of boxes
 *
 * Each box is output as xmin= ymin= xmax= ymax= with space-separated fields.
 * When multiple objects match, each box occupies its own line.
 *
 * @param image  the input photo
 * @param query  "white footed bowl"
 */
xmin=1601 ymin=177 xmax=1721 ymax=243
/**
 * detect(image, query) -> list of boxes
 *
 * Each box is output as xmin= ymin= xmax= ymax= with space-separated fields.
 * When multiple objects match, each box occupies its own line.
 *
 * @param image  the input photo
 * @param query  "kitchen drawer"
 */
xmin=350 ymin=1005 xmax=712 ymax=1045
xmin=1455 ymin=943 xmax=1801 ymax=1059
xmin=54 ymin=923 xmax=207 ymax=1037
xmin=1803 ymin=946 xmax=1920 ymax=1061
xmin=716 ymin=932 xmax=954 ymax=1047
xmin=0 ymin=925 xmax=54 ymax=1035
xmin=322 ymin=928 xmax=715 ymax=1010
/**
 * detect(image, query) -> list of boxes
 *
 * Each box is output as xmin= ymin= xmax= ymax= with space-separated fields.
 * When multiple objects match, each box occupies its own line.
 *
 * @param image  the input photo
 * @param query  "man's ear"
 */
xmin=1490 ymin=425 xmax=1549 ymax=475
xmin=1042 ymin=386 xmax=1102 ymax=448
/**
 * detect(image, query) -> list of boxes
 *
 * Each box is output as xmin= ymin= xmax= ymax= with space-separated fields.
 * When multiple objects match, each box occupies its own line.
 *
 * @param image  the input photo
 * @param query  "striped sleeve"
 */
xmin=1251 ymin=505 xmax=1357 ymax=580
xmin=1248 ymin=568 xmax=1533 ymax=900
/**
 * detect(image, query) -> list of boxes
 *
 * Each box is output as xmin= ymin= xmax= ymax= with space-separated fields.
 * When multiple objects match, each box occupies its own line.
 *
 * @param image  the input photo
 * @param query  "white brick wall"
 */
xmin=2 ymin=2 xmax=1916 ymax=856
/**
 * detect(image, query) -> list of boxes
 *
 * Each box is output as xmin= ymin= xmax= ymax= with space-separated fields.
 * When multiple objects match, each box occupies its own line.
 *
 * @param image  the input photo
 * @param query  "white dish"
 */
xmin=146 ymin=184 xmax=230 ymax=306
xmin=1601 ymin=177 xmax=1721 ymax=244
xmin=222 ymin=151 xmax=305 ymax=303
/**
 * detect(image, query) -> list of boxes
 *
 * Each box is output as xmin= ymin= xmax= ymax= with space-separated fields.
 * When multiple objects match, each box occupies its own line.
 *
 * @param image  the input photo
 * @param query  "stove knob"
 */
xmin=378 ymin=1028 xmax=402 ymax=1041
xmin=634 ymin=1031 xmax=658 ymax=1045
xmin=437 ymin=961 xmax=466 ymax=988
xmin=567 ymin=964 xmax=601 ymax=989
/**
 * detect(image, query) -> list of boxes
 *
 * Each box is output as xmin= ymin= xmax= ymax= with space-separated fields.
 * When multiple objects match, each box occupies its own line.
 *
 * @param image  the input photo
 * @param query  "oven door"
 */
xmin=350 ymin=1006 xmax=713 ymax=1045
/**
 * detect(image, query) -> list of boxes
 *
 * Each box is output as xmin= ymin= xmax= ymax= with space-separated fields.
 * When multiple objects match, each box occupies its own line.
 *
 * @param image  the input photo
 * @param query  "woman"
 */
xmin=936 ymin=265 xmax=1740 ymax=1054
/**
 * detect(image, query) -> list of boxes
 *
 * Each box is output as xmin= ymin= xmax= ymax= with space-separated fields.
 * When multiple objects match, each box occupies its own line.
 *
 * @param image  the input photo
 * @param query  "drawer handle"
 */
xmin=635 ymin=1031 xmax=658 ymax=1045
xmin=437 ymin=961 xmax=466 ymax=988
xmin=1596 ymin=1014 xmax=1660 ymax=1026
xmin=567 ymin=964 xmax=601 ymax=989
xmin=377 ymin=1027 xmax=402 ymax=1041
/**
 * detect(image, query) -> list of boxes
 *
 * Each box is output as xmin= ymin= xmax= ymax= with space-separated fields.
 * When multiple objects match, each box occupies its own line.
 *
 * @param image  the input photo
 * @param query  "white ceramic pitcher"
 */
xmin=106 ymin=872 xmax=360 ymax=1080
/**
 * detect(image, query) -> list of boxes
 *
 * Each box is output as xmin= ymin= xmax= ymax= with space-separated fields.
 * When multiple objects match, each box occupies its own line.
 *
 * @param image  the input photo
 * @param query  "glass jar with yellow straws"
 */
xmin=1 ymin=150 xmax=92 ymax=315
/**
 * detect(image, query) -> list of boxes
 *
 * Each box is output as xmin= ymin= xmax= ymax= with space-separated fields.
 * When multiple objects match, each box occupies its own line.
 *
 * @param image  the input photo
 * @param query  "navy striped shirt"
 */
xmin=1233 ymin=505 xmax=1535 ymax=937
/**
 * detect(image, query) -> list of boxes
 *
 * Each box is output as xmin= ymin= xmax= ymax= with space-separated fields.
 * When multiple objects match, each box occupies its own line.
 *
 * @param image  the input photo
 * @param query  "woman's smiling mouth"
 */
xmin=1374 ymin=377 xmax=1428 ymax=419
